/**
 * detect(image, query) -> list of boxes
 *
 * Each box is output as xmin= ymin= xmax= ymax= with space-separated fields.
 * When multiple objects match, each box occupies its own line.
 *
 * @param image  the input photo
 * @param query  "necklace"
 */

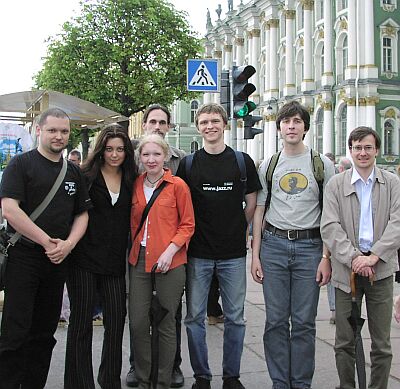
xmin=145 ymin=173 xmax=164 ymax=188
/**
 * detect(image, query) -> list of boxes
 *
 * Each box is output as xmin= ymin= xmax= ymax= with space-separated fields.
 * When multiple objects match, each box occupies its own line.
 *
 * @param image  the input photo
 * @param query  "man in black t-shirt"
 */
xmin=176 ymin=103 xmax=261 ymax=389
xmin=0 ymin=108 xmax=91 ymax=389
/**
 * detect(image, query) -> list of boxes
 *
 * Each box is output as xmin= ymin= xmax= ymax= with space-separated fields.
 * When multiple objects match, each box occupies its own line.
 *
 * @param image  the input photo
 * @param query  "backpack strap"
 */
xmin=310 ymin=149 xmax=325 ymax=210
xmin=264 ymin=151 xmax=281 ymax=212
xmin=234 ymin=150 xmax=247 ymax=201
xmin=185 ymin=153 xmax=194 ymax=180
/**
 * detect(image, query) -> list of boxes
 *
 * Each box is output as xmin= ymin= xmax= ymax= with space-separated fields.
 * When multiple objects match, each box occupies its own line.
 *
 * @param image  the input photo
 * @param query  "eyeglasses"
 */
xmin=350 ymin=145 xmax=375 ymax=153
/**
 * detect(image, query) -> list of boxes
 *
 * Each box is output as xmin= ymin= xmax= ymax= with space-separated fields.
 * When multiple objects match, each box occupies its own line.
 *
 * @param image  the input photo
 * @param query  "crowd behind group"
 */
xmin=0 ymin=100 xmax=400 ymax=389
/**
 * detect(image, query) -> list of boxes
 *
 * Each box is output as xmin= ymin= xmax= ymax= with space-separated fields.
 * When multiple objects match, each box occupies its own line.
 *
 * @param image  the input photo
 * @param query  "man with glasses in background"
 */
xmin=321 ymin=126 xmax=400 ymax=389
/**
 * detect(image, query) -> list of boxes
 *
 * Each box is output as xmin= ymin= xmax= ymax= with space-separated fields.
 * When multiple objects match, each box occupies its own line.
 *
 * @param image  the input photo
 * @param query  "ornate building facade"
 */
xmin=203 ymin=0 xmax=400 ymax=166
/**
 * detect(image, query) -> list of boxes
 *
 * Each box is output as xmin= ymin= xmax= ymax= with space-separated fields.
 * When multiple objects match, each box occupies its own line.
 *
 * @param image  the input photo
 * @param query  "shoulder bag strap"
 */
xmin=133 ymin=180 xmax=168 ymax=241
xmin=8 ymin=158 xmax=68 ymax=246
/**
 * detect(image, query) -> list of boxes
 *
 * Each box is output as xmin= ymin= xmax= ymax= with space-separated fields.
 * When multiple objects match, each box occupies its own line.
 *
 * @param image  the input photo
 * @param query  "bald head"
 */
xmin=338 ymin=157 xmax=352 ymax=173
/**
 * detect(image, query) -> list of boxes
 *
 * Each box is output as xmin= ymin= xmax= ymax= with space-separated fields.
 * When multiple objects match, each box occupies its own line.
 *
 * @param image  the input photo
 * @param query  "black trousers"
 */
xmin=64 ymin=264 xmax=126 ymax=389
xmin=0 ymin=244 xmax=66 ymax=389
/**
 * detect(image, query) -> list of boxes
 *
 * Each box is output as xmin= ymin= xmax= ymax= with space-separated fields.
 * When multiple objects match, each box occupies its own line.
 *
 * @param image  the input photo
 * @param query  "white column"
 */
xmin=347 ymin=102 xmax=357 ymax=146
xmin=223 ymin=43 xmax=233 ymax=71
xmin=302 ymin=2 xmax=314 ymax=91
xmin=264 ymin=26 xmax=270 ymax=92
xmin=263 ymin=116 xmax=269 ymax=160
xmin=323 ymin=103 xmax=333 ymax=154
xmin=363 ymin=0 xmax=378 ymax=78
xmin=346 ymin=0 xmax=357 ymax=79
xmin=268 ymin=119 xmax=277 ymax=158
xmin=365 ymin=98 xmax=377 ymax=130
xmin=235 ymin=36 xmax=244 ymax=66
xmin=251 ymin=29 xmax=260 ymax=92
xmin=269 ymin=20 xmax=279 ymax=93
xmin=322 ymin=0 xmax=334 ymax=86
xmin=284 ymin=10 xmax=295 ymax=96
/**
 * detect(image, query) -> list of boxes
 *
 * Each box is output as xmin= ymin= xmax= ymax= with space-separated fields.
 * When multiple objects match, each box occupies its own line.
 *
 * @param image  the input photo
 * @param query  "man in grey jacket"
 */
xmin=321 ymin=126 xmax=400 ymax=389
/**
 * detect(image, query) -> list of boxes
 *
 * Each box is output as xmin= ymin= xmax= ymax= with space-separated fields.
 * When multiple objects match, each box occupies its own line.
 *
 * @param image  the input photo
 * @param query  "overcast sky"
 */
xmin=0 ymin=0 xmax=242 ymax=96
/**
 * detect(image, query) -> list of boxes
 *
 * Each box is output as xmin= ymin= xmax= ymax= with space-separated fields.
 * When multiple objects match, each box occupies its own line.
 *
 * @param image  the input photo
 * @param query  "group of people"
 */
xmin=0 ymin=100 xmax=399 ymax=389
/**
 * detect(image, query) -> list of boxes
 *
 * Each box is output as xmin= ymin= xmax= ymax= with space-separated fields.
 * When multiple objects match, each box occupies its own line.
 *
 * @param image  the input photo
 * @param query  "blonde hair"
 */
xmin=138 ymin=134 xmax=170 ymax=158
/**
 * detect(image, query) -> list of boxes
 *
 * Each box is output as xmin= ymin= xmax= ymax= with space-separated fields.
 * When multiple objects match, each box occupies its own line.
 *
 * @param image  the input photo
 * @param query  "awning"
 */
xmin=0 ymin=90 xmax=128 ymax=128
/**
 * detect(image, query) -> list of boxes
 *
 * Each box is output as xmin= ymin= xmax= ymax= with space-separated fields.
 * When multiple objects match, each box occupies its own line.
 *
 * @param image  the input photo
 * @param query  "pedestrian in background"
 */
xmin=64 ymin=124 xmax=137 ymax=389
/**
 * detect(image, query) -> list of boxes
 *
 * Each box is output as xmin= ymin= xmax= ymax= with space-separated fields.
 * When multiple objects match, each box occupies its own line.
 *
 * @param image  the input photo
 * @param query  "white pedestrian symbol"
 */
xmin=189 ymin=62 xmax=216 ymax=86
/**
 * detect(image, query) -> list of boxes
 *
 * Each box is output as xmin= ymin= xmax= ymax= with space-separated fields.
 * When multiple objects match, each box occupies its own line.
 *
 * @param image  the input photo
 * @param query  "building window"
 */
xmin=381 ymin=0 xmax=397 ymax=12
xmin=336 ymin=35 xmax=348 ymax=82
xmin=190 ymin=140 xmax=199 ymax=153
xmin=338 ymin=105 xmax=347 ymax=155
xmin=384 ymin=121 xmax=394 ymax=155
xmin=337 ymin=0 xmax=348 ymax=11
xmin=316 ymin=0 xmax=324 ymax=21
xmin=296 ymin=49 xmax=303 ymax=93
xmin=280 ymin=13 xmax=286 ymax=38
xmin=190 ymin=100 xmax=199 ymax=124
xmin=383 ymin=37 xmax=392 ymax=72
xmin=380 ymin=22 xmax=399 ymax=76
xmin=296 ymin=4 xmax=304 ymax=31
xmin=279 ymin=56 xmax=286 ymax=97
xmin=315 ymin=109 xmax=324 ymax=153
xmin=315 ymin=43 xmax=324 ymax=88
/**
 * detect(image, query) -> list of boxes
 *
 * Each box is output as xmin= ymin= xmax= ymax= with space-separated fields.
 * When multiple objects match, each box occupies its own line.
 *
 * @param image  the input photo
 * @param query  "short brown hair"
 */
xmin=38 ymin=108 xmax=70 ymax=127
xmin=348 ymin=126 xmax=381 ymax=150
xmin=142 ymin=104 xmax=171 ymax=125
xmin=195 ymin=103 xmax=228 ymax=127
xmin=276 ymin=101 xmax=310 ymax=132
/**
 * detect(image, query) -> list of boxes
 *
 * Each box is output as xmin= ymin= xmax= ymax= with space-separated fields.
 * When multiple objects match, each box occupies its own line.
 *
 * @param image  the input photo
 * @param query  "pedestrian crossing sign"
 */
xmin=187 ymin=59 xmax=219 ymax=92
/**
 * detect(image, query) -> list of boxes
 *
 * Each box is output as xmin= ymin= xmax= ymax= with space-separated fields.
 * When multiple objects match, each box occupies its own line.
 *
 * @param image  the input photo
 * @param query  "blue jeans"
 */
xmin=185 ymin=257 xmax=246 ymax=380
xmin=260 ymin=231 xmax=322 ymax=389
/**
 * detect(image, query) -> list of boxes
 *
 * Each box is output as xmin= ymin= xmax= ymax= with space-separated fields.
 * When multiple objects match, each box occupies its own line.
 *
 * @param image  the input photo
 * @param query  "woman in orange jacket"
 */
xmin=128 ymin=134 xmax=195 ymax=389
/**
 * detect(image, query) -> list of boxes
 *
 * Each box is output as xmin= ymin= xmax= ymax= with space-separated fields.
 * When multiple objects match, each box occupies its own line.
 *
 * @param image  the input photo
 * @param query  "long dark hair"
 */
xmin=82 ymin=124 xmax=138 ymax=189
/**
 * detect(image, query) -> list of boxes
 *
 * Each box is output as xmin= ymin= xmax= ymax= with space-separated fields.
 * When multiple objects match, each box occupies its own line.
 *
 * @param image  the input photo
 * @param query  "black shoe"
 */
xmin=126 ymin=367 xmax=138 ymax=387
xmin=222 ymin=377 xmax=245 ymax=389
xmin=192 ymin=377 xmax=211 ymax=389
xmin=171 ymin=366 xmax=184 ymax=388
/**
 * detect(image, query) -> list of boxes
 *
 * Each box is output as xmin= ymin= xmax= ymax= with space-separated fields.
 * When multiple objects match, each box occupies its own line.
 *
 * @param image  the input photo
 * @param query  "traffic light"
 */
xmin=220 ymin=70 xmax=230 ymax=116
xmin=244 ymin=115 xmax=263 ymax=139
xmin=232 ymin=65 xmax=256 ymax=119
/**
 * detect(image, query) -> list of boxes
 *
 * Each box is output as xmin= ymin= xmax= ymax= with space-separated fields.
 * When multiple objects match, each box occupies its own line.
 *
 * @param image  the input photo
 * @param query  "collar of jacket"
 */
xmin=343 ymin=167 xmax=385 ymax=197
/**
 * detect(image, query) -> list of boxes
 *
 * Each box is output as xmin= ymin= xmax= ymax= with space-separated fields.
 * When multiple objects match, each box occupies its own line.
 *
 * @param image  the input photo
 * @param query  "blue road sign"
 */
xmin=187 ymin=59 xmax=219 ymax=92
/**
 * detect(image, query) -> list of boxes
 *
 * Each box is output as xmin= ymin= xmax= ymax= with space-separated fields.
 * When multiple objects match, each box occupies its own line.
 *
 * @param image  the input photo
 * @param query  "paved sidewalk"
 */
xmin=1 ymin=254 xmax=400 ymax=388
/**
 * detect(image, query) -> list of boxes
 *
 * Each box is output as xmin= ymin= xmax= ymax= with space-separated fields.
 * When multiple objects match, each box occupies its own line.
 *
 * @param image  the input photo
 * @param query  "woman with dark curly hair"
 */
xmin=65 ymin=124 xmax=138 ymax=389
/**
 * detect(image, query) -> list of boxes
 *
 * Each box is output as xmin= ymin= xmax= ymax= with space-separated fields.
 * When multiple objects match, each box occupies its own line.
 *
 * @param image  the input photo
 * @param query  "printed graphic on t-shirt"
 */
xmin=202 ymin=181 xmax=234 ymax=192
xmin=64 ymin=181 xmax=77 ymax=196
xmin=279 ymin=172 xmax=308 ymax=195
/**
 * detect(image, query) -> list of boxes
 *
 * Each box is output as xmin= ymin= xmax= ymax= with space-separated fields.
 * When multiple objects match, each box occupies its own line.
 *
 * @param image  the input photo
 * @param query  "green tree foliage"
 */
xmin=35 ymin=0 xmax=202 ymax=118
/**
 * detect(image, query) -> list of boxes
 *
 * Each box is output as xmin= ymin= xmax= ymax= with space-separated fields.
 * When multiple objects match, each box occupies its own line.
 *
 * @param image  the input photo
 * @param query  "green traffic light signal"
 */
xmin=232 ymin=65 xmax=256 ymax=119
xmin=235 ymin=101 xmax=257 ymax=118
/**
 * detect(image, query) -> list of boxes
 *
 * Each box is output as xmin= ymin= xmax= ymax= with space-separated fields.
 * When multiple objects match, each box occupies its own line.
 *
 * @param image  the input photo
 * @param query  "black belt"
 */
xmin=265 ymin=222 xmax=321 ymax=241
